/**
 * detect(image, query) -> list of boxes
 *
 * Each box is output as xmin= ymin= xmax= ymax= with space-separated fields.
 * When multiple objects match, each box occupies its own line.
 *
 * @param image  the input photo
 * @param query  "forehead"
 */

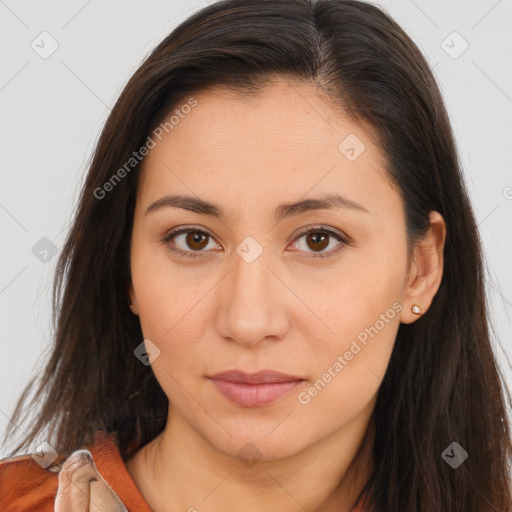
xmin=136 ymin=79 xmax=398 ymax=219
xmin=153 ymin=79 xmax=369 ymax=153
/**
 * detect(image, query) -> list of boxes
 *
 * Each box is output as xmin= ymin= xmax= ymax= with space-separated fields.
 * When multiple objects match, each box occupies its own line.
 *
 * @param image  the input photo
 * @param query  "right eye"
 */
xmin=162 ymin=226 xmax=221 ymax=258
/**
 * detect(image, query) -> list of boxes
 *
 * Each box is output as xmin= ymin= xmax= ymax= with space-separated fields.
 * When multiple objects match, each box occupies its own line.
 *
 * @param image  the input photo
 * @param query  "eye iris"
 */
xmin=306 ymin=232 xmax=329 ymax=252
xmin=186 ymin=232 xmax=208 ymax=250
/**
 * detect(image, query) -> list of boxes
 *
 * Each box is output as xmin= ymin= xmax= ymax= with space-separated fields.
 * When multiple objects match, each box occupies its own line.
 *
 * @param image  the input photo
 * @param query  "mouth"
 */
xmin=207 ymin=370 xmax=306 ymax=408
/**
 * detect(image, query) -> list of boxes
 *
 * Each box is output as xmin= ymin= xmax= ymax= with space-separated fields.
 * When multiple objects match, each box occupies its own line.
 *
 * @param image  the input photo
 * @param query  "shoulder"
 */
xmin=0 ymin=431 xmax=141 ymax=512
xmin=0 ymin=452 xmax=61 ymax=512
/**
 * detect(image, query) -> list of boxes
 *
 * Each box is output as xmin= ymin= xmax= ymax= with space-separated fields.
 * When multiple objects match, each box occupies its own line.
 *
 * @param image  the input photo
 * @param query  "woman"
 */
xmin=1 ymin=0 xmax=511 ymax=510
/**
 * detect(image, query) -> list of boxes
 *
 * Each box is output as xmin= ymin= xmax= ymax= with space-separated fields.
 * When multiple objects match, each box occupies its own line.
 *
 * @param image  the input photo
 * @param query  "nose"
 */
xmin=214 ymin=243 xmax=290 ymax=347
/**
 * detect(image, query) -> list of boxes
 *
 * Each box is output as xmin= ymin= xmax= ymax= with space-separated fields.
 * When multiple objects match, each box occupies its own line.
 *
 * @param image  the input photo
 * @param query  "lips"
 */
xmin=209 ymin=369 xmax=305 ymax=384
xmin=208 ymin=370 xmax=306 ymax=407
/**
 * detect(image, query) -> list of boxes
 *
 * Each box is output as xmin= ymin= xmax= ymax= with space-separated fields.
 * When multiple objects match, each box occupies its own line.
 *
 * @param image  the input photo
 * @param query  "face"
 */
xmin=128 ymin=78 xmax=410 ymax=460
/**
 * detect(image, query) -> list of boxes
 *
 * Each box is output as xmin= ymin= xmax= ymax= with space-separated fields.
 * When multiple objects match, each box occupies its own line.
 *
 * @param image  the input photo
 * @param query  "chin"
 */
xmin=200 ymin=420 xmax=314 ymax=464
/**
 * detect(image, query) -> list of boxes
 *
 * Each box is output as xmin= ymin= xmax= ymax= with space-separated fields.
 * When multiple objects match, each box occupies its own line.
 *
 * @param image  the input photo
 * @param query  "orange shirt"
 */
xmin=1 ymin=430 xmax=371 ymax=511
xmin=0 ymin=430 xmax=151 ymax=511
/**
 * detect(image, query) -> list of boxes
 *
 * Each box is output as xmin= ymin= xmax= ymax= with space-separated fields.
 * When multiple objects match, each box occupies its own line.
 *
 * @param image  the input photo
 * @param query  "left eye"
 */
xmin=162 ymin=226 xmax=348 ymax=259
xmin=290 ymin=227 xmax=347 ymax=257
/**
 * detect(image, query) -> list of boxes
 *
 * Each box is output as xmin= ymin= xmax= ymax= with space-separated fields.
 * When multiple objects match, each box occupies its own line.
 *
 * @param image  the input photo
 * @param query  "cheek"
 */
xmin=130 ymin=242 xmax=207 ymax=336
xmin=130 ymin=262 xmax=216 ymax=392
xmin=299 ymin=253 xmax=404 ymax=349
xmin=295 ymin=250 xmax=404 ymax=408
xmin=296 ymin=313 xmax=400 ymax=431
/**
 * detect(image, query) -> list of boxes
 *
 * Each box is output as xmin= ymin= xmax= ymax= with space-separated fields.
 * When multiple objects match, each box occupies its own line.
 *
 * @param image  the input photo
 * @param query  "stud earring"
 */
xmin=411 ymin=304 xmax=422 ymax=315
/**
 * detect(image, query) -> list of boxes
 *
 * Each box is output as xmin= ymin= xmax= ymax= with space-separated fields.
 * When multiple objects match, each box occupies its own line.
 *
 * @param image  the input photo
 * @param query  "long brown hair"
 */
xmin=3 ymin=1 xmax=511 ymax=510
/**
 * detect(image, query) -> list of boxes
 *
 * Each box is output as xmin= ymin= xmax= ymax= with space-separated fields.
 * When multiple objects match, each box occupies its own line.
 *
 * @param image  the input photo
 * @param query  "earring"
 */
xmin=411 ymin=304 xmax=422 ymax=315
xmin=128 ymin=298 xmax=132 ymax=306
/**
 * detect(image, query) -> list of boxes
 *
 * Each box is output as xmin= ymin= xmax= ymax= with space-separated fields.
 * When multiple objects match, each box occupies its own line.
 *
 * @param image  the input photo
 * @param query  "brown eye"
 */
xmin=163 ymin=225 xmax=348 ymax=260
xmin=185 ymin=231 xmax=209 ymax=250
xmin=162 ymin=227 xmax=219 ymax=258
xmin=305 ymin=232 xmax=330 ymax=252
xmin=292 ymin=227 xmax=347 ymax=258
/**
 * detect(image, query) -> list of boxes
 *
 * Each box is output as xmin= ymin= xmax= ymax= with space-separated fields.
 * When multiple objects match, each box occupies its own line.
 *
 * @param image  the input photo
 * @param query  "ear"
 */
xmin=400 ymin=211 xmax=446 ymax=324
xmin=128 ymin=283 xmax=140 ymax=316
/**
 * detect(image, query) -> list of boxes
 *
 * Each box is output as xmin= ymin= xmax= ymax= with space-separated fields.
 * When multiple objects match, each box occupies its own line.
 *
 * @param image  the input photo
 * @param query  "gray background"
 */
xmin=1 ymin=0 xmax=511 ymax=457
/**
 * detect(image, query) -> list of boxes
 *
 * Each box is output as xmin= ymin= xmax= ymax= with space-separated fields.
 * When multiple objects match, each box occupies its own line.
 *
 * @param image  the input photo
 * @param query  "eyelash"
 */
xmin=161 ymin=225 xmax=350 ymax=259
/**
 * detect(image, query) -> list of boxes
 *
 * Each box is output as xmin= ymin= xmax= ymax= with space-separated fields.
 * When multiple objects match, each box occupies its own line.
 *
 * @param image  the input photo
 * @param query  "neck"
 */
xmin=126 ymin=398 xmax=376 ymax=512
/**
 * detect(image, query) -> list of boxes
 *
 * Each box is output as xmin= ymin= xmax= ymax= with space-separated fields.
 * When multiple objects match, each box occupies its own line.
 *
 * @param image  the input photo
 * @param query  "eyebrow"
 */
xmin=144 ymin=192 xmax=370 ymax=222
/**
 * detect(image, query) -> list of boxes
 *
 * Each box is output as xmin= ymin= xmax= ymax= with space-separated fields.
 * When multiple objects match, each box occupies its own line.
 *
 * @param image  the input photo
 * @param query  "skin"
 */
xmin=125 ymin=78 xmax=446 ymax=512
